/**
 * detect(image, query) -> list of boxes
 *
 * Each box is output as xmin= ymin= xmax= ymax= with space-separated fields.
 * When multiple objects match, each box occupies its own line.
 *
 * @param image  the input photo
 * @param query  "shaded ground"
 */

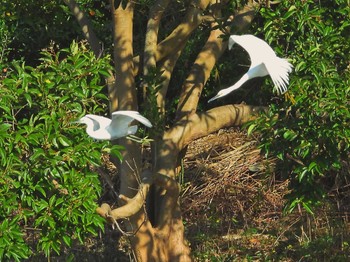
xmin=27 ymin=128 xmax=350 ymax=261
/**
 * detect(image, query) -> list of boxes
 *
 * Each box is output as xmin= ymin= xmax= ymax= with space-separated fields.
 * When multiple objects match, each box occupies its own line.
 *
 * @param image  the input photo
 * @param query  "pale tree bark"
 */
xmin=108 ymin=5 xmax=154 ymax=261
xmin=67 ymin=0 xmax=263 ymax=261
xmin=143 ymin=0 xmax=170 ymax=103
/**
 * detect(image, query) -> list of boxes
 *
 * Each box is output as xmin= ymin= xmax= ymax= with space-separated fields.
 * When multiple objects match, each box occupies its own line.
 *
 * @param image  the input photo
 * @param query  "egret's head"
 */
xmin=73 ymin=116 xmax=96 ymax=128
xmin=208 ymin=90 xmax=227 ymax=103
xmin=73 ymin=116 xmax=100 ymax=133
xmin=75 ymin=116 xmax=89 ymax=125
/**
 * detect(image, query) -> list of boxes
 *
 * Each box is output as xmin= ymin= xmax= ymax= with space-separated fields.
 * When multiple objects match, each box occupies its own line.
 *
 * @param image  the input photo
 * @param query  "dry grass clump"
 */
xmin=182 ymin=127 xmax=288 ymax=232
xmin=181 ymin=127 xmax=350 ymax=261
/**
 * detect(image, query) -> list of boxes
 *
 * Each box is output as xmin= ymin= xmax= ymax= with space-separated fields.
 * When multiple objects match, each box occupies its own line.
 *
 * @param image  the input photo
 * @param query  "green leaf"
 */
xmin=308 ymin=161 xmax=317 ymax=171
xmin=52 ymin=137 xmax=59 ymax=148
xmin=283 ymin=130 xmax=297 ymax=141
xmin=58 ymin=136 xmax=71 ymax=147
xmin=62 ymin=235 xmax=72 ymax=247
xmin=99 ymin=69 xmax=111 ymax=77
xmin=302 ymin=201 xmax=314 ymax=214
xmin=298 ymin=168 xmax=308 ymax=182
xmin=49 ymin=195 xmax=56 ymax=207
xmin=283 ymin=5 xmax=297 ymax=19
xmin=247 ymin=123 xmax=256 ymax=136
xmin=23 ymin=93 xmax=32 ymax=107
xmin=0 ymin=123 xmax=11 ymax=133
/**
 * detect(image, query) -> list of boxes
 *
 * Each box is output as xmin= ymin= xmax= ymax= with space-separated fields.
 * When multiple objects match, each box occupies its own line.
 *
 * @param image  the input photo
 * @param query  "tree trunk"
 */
xmin=67 ymin=0 xmax=261 ymax=261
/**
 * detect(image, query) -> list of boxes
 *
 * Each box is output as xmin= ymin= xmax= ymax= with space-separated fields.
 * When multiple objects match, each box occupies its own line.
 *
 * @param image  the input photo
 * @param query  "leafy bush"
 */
xmin=249 ymin=0 xmax=350 ymax=212
xmin=0 ymin=41 xmax=116 ymax=260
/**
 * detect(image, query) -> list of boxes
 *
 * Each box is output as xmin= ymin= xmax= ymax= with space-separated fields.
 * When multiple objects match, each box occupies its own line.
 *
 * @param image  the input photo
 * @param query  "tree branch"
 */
xmin=96 ymin=180 xmax=151 ymax=221
xmin=155 ymin=0 xmax=211 ymax=62
xmin=110 ymin=1 xmax=137 ymax=111
xmin=63 ymin=0 xmax=102 ymax=57
xmin=149 ymin=0 xmax=212 ymax=114
xmin=176 ymin=22 xmax=225 ymax=119
xmin=176 ymin=3 xmax=257 ymax=119
xmin=96 ymin=170 xmax=152 ymax=221
xmin=155 ymin=104 xmax=266 ymax=177
xmin=143 ymin=0 xmax=171 ymax=111
xmin=174 ymin=104 xmax=266 ymax=152
xmin=143 ymin=0 xmax=170 ymax=74
xmin=64 ymin=0 xmax=116 ymax=112
xmin=231 ymin=2 xmax=258 ymax=33
xmin=96 ymin=170 xmax=180 ymax=222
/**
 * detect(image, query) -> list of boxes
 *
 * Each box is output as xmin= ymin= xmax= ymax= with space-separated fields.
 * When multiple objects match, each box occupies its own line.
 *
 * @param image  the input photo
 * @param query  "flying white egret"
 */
xmin=75 ymin=110 xmax=152 ymax=141
xmin=208 ymin=34 xmax=293 ymax=103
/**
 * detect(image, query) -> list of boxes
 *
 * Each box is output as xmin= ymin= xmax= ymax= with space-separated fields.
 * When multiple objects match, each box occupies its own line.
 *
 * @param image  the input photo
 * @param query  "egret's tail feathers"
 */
xmin=228 ymin=35 xmax=236 ymax=50
xmin=266 ymin=58 xmax=293 ymax=95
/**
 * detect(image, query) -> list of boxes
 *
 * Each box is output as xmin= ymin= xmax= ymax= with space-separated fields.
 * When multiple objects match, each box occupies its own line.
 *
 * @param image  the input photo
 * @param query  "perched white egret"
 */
xmin=76 ymin=110 xmax=152 ymax=141
xmin=208 ymin=34 xmax=293 ymax=103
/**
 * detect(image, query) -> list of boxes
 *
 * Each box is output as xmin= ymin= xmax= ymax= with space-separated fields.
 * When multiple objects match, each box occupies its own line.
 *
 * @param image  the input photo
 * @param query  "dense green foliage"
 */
xmin=1 ymin=0 xmax=350 ymax=260
xmin=0 ymin=41 xmax=116 ymax=260
xmin=248 ymin=0 xmax=350 ymax=212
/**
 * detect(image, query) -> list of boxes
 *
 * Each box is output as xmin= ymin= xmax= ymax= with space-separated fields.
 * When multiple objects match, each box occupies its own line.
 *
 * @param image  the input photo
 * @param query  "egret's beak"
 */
xmin=71 ymin=119 xmax=82 ymax=124
xmin=208 ymin=94 xmax=222 ymax=103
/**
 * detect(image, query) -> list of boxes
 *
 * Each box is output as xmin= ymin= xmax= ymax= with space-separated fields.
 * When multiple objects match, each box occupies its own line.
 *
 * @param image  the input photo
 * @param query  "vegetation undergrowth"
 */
xmin=0 ymin=41 xmax=122 ymax=261
xmin=183 ymin=129 xmax=350 ymax=262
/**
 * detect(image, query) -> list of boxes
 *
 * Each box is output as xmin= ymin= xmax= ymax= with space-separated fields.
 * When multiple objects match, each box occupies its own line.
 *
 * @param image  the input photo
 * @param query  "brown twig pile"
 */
xmin=181 ymin=127 xmax=350 ymax=261
xmin=181 ymin=127 xmax=289 ymax=232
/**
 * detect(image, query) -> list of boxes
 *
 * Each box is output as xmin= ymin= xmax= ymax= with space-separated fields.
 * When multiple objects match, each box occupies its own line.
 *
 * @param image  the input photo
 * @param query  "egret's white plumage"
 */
xmin=208 ymin=34 xmax=293 ymax=103
xmin=76 ymin=110 xmax=152 ymax=140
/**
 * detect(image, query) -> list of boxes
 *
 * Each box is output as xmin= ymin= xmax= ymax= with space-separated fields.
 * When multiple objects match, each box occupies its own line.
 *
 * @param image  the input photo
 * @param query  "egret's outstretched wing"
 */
xmin=85 ymin=114 xmax=111 ymax=129
xmin=264 ymin=58 xmax=293 ymax=95
xmin=229 ymin=35 xmax=276 ymax=66
xmin=110 ymin=111 xmax=152 ymax=130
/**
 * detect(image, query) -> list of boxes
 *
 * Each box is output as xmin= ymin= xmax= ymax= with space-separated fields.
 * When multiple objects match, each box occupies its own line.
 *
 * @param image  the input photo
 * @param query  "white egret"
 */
xmin=208 ymin=34 xmax=293 ymax=103
xmin=76 ymin=110 xmax=152 ymax=141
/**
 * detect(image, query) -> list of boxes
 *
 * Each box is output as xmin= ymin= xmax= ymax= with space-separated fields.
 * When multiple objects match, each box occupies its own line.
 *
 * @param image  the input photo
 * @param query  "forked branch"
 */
xmin=144 ymin=0 xmax=170 ymax=72
xmin=155 ymin=0 xmax=212 ymax=62
xmin=176 ymin=22 xmax=226 ymax=119
xmin=175 ymin=2 xmax=257 ymax=119
xmin=152 ymin=0 xmax=212 ymax=113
